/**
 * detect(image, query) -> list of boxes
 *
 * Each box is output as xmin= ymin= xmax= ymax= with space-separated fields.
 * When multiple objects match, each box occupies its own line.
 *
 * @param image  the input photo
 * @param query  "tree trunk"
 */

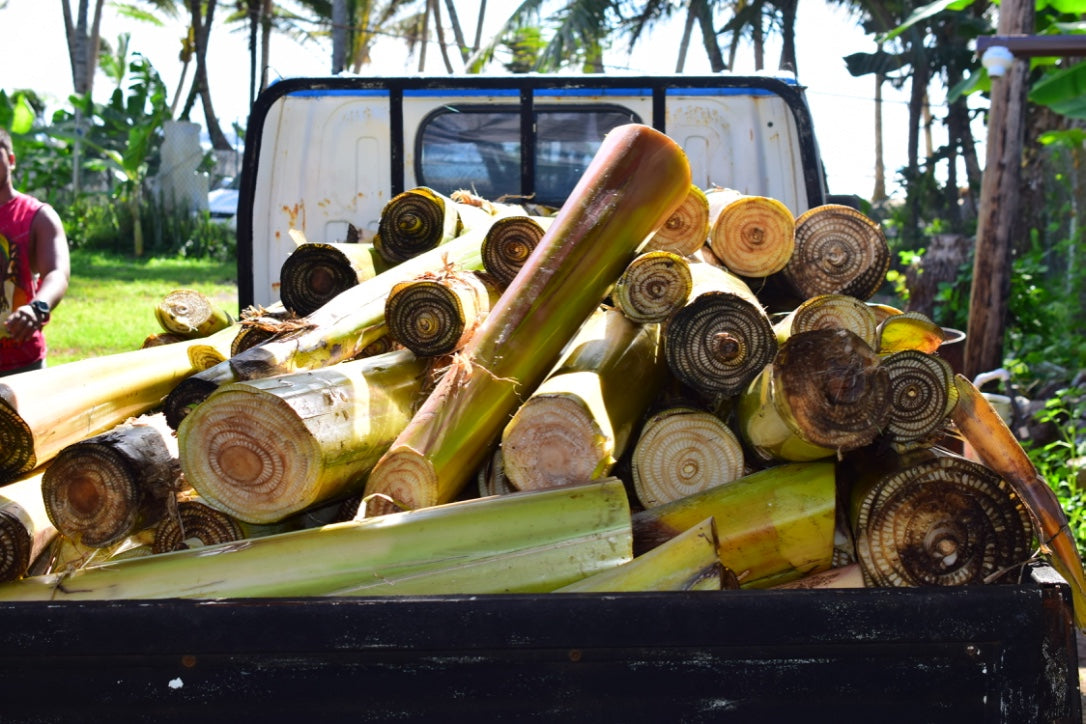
xmin=695 ymin=0 xmax=726 ymax=72
xmin=332 ymin=0 xmax=348 ymax=74
xmin=62 ymin=0 xmax=105 ymax=194
xmin=963 ymin=0 xmax=1034 ymax=379
xmin=776 ymin=0 xmax=798 ymax=74
xmin=872 ymin=66 xmax=886 ymax=203
xmin=417 ymin=1 xmax=430 ymax=72
xmin=472 ymin=0 xmax=487 ymax=52
xmin=922 ymin=92 xmax=934 ymax=159
xmin=169 ymin=31 xmax=192 ymax=117
xmin=429 ymin=0 xmax=455 ymax=73
xmin=248 ymin=0 xmax=260 ymax=105
xmin=63 ymin=0 xmax=104 ymax=96
xmin=752 ymin=1 xmax=764 ymax=71
xmin=947 ymin=98 xmax=979 ymax=223
xmin=903 ymin=39 xmax=930 ymax=248
xmin=443 ymin=0 xmax=470 ymax=62
xmin=188 ymin=0 xmax=232 ymax=151
xmin=260 ymin=0 xmax=273 ymax=92
xmin=676 ymin=4 xmax=697 ymax=72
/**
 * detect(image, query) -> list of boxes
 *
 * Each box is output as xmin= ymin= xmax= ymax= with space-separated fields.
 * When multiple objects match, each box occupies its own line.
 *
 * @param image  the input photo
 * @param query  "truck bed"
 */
xmin=0 ymin=563 xmax=1077 ymax=722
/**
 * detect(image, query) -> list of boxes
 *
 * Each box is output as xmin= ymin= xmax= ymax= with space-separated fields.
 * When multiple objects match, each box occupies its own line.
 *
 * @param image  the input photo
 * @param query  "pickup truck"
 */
xmin=236 ymin=73 xmax=834 ymax=309
xmin=0 ymin=74 xmax=1079 ymax=723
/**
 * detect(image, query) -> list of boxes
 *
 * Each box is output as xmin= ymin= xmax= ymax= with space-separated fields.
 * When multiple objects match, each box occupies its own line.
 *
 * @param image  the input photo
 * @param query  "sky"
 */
xmin=0 ymin=1 xmax=974 ymax=200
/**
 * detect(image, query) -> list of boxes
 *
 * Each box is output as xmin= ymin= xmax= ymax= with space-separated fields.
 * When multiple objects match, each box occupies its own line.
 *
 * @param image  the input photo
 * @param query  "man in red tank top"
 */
xmin=0 ymin=128 xmax=70 ymax=376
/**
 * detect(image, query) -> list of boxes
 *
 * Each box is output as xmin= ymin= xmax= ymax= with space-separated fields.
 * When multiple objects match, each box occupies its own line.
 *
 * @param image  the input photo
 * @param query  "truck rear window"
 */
xmin=416 ymin=104 xmax=640 ymax=206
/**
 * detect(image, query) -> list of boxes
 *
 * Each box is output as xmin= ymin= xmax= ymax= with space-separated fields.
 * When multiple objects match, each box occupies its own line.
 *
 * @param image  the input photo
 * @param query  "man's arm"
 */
xmin=3 ymin=204 xmax=70 ymax=343
xmin=29 ymin=203 xmax=70 ymax=310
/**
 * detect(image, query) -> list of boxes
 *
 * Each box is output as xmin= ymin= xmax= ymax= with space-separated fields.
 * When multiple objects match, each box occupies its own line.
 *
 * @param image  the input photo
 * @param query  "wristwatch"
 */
xmin=29 ymin=299 xmax=50 ymax=324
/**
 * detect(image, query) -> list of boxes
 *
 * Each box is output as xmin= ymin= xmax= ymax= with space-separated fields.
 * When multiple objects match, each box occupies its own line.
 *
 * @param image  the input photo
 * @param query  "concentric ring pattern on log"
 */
xmin=784 ymin=204 xmax=890 ymax=300
xmin=481 ymin=216 xmax=549 ymax=288
xmin=852 ymin=454 xmax=1034 ymax=587
xmin=280 ymin=244 xmax=363 ymax=316
xmin=881 ymin=349 xmax=957 ymax=445
xmin=664 ymin=291 xmax=777 ymax=398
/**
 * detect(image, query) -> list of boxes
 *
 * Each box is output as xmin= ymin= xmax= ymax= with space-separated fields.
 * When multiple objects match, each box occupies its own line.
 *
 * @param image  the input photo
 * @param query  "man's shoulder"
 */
xmin=2 ymin=191 xmax=45 ymax=218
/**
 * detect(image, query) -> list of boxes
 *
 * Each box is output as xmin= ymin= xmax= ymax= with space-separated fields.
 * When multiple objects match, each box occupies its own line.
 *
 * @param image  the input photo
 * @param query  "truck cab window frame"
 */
xmin=415 ymin=103 xmax=642 ymax=207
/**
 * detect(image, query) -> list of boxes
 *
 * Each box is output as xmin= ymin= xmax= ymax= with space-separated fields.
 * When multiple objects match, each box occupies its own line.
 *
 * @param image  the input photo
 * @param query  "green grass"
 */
xmin=47 ymin=251 xmax=239 ymax=366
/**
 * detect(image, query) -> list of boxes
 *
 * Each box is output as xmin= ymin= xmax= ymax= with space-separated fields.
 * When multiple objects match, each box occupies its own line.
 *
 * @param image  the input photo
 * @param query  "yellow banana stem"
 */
xmin=951 ymin=374 xmax=1086 ymax=630
xmin=555 ymin=517 xmax=728 ymax=592
xmin=706 ymin=187 xmax=796 ymax=278
xmin=179 ymin=348 xmax=428 ymax=524
xmin=501 ymin=307 xmax=667 ymax=490
xmin=0 ymin=332 xmax=243 ymax=481
xmin=154 ymin=289 xmax=234 ymax=339
xmin=877 ymin=311 xmax=946 ymax=355
xmin=362 ymin=123 xmax=692 ymax=513
xmin=644 ymin=183 xmax=711 ymax=257
xmin=631 ymin=461 xmax=838 ymax=588
xmin=0 ymin=469 xmax=58 ymax=582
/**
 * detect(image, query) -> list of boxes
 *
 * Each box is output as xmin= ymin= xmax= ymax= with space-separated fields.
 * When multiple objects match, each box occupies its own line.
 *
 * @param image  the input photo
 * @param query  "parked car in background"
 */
xmin=208 ymin=175 xmax=240 ymax=226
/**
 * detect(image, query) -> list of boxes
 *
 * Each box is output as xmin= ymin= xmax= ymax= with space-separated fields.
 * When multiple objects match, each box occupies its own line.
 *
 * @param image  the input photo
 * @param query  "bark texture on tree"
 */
xmin=964 ymin=0 xmax=1034 ymax=379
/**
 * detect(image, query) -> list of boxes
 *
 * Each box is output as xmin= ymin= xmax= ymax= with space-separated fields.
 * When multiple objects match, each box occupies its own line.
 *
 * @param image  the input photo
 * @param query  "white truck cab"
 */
xmin=236 ymin=74 xmax=836 ymax=308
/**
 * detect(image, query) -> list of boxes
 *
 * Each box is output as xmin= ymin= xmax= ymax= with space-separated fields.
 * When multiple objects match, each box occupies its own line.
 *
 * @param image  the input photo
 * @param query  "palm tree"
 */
xmin=844 ymin=0 xmax=988 ymax=238
xmin=467 ymin=0 xmax=626 ymax=73
xmin=180 ymin=0 xmax=231 ymax=149
xmin=62 ymin=0 xmax=107 ymax=99
xmin=624 ymin=0 xmax=726 ymax=73
xmin=115 ymin=0 xmax=232 ymax=149
xmin=625 ymin=0 xmax=805 ymax=75
xmin=61 ymin=0 xmax=107 ymax=191
xmin=232 ymin=0 xmax=273 ymax=104
xmin=97 ymin=33 xmax=134 ymax=91
xmin=114 ymin=0 xmax=191 ymax=112
xmin=332 ymin=0 xmax=347 ymax=72
xmin=314 ymin=0 xmax=420 ymax=73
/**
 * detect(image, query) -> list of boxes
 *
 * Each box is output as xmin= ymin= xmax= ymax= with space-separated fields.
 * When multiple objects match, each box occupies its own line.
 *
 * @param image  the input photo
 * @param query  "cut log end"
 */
xmin=881 ymin=350 xmax=956 ymax=444
xmin=612 ymin=251 xmax=692 ymax=324
xmin=709 ymin=195 xmax=795 ymax=277
xmin=279 ymin=244 xmax=362 ymax=316
xmin=0 ymin=399 xmax=34 ymax=483
xmin=155 ymin=289 xmax=233 ymax=339
xmin=502 ymin=396 xmax=609 ymax=491
xmin=665 ymin=291 xmax=778 ymax=398
xmin=631 ymin=408 xmax=745 ymax=509
xmin=180 ymin=391 xmax=318 ymax=525
xmin=0 ymin=508 xmax=32 ymax=583
xmin=42 ymin=452 xmax=141 ymax=548
xmin=164 ymin=376 xmax=224 ymax=431
xmin=775 ymin=328 xmax=889 ymax=451
xmin=153 ymin=500 xmax=246 ymax=554
xmin=481 ymin=216 xmax=548 ymax=288
xmin=644 ymin=184 xmax=710 ymax=257
xmin=375 ymin=189 xmax=453 ymax=265
xmin=362 ymin=448 xmax=440 ymax=516
xmin=785 ymin=204 xmax=889 ymax=300
xmin=853 ymin=455 xmax=1034 ymax=587
xmin=385 ymin=274 xmax=493 ymax=357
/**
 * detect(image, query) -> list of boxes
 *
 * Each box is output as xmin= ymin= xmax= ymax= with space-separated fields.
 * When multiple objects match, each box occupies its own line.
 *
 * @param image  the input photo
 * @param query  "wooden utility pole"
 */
xmin=963 ymin=0 xmax=1034 ymax=380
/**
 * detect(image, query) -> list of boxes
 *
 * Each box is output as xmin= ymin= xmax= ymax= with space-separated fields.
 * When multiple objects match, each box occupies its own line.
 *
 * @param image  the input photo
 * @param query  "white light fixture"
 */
xmin=981 ymin=46 xmax=1015 ymax=77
